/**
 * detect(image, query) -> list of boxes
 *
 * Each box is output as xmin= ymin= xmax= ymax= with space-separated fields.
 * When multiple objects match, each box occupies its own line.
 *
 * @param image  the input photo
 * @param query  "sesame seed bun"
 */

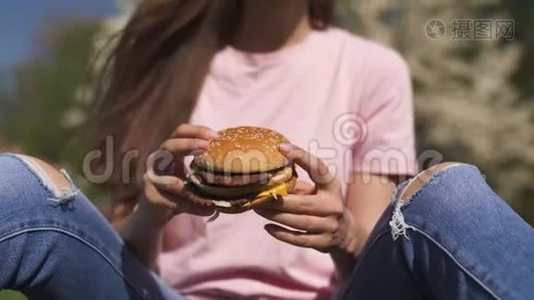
xmin=193 ymin=126 xmax=289 ymax=173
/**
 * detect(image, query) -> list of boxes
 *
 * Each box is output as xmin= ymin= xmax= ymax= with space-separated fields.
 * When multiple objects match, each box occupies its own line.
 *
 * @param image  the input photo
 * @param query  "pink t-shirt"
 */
xmin=158 ymin=27 xmax=416 ymax=299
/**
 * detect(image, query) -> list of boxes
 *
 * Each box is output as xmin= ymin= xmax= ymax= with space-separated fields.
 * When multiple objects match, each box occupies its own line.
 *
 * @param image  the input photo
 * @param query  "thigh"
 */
xmin=398 ymin=164 xmax=534 ymax=299
xmin=337 ymin=204 xmax=425 ymax=300
xmin=0 ymin=154 xmax=181 ymax=300
xmin=340 ymin=164 xmax=534 ymax=300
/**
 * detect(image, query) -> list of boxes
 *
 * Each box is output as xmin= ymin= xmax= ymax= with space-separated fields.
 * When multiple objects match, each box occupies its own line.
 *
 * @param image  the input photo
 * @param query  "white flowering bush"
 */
xmin=337 ymin=0 xmax=534 ymax=221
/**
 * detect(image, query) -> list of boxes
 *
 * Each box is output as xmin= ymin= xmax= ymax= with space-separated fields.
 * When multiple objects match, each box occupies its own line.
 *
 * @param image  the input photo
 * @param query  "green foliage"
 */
xmin=0 ymin=290 xmax=26 ymax=300
xmin=2 ymin=23 xmax=94 ymax=157
xmin=0 ymin=20 xmax=110 ymax=207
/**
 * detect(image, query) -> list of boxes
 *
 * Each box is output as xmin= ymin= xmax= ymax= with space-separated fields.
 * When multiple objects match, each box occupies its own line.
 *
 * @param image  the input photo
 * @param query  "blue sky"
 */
xmin=0 ymin=0 xmax=117 ymax=74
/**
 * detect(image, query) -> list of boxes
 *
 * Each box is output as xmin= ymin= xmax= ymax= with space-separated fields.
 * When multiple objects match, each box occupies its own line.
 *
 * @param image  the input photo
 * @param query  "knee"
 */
xmin=16 ymin=155 xmax=72 ymax=195
xmin=0 ymin=154 xmax=78 ymax=220
xmin=400 ymin=162 xmax=461 ymax=202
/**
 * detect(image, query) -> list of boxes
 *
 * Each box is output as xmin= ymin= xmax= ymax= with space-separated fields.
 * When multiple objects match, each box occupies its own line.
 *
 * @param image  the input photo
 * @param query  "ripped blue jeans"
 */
xmin=0 ymin=153 xmax=533 ymax=300
xmin=0 ymin=154 xmax=182 ymax=300
xmin=339 ymin=164 xmax=534 ymax=300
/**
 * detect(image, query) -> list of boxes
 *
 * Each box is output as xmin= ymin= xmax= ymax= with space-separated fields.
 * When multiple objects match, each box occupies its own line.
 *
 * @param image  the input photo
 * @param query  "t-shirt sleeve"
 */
xmin=352 ymin=46 xmax=417 ymax=176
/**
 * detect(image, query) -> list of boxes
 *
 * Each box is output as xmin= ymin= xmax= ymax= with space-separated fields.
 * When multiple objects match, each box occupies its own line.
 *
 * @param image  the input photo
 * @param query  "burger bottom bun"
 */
xmin=184 ymin=176 xmax=298 ymax=214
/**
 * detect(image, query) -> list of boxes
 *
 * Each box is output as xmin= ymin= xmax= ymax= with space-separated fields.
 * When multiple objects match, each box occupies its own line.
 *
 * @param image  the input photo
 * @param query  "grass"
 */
xmin=0 ymin=291 xmax=26 ymax=300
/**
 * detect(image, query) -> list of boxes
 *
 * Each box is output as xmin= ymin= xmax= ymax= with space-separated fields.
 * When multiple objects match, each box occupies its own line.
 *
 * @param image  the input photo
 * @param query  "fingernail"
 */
xmin=206 ymin=131 xmax=219 ymax=139
xmin=190 ymin=149 xmax=206 ymax=156
xmin=279 ymin=143 xmax=294 ymax=153
xmin=264 ymin=224 xmax=278 ymax=233
xmin=151 ymin=175 xmax=179 ymax=186
xmin=167 ymin=177 xmax=180 ymax=185
xmin=196 ymin=140 xmax=210 ymax=149
xmin=254 ymin=208 xmax=266 ymax=214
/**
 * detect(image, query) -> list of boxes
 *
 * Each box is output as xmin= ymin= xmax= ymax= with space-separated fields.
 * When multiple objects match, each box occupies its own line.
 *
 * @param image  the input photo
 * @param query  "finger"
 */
xmin=160 ymin=138 xmax=210 ymax=157
xmin=279 ymin=144 xmax=337 ymax=190
xmin=255 ymin=209 xmax=338 ymax=233
xmin=144 ymin=174 xmax=214 ymax=216
xmin=257 ymin=194 xmax=343 ymax=216
xmin=143 ymin=174 xmax=178 ymax=210
xmin=264 ymin=224 xmax=333 ymax=252
xmin=291 ymin=180 xmax=316 ymax=195
xmin=171 ymin=124 xmax=219 ymax=140
xmin=148 ymin=173 xmax=185 ymax=196
xmin=146 ymin=150 xmax=181 ymax=177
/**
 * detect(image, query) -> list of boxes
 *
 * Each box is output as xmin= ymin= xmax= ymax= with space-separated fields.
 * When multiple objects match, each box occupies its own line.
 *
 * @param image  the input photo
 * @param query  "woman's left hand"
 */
xmin=254 ymin=144 xmax=360 ymax=257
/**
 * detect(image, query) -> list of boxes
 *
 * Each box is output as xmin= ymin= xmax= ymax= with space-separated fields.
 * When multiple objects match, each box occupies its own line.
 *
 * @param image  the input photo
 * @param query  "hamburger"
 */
xmin=186 ymin=126 xmax=297 ymax=214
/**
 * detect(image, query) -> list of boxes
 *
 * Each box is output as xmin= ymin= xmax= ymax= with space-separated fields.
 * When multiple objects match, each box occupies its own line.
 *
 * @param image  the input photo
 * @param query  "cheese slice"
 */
xmin=240 ymin=182 xmax=289 ymax=209
xmin=211 ymin=182 xmax=289 ymax=210
xmin=256 ymin=182 xmax=289 ymax=198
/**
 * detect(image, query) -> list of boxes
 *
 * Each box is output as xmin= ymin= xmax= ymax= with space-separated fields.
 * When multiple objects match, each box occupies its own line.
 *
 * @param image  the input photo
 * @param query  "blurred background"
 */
xmin=0 ymin=0 xmax=532 ymax=298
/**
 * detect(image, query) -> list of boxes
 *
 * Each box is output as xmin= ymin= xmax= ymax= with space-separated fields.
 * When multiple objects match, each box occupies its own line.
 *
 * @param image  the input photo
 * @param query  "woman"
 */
xmin=0 ymin=1 xmax=533 ymax=299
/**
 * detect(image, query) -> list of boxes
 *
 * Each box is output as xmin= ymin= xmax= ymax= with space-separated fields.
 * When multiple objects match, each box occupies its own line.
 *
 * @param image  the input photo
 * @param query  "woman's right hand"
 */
xmin=139 ymin=124 xmax=218 ymax=227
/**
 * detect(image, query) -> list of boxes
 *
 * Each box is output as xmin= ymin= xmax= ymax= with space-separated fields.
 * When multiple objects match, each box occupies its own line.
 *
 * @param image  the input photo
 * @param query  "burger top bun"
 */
xmin=193 ymin=126 xmax=290 ymax=173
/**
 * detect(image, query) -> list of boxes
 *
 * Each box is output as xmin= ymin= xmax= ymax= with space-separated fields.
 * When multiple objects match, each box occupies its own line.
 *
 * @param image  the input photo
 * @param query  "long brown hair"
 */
xmin=89 ymin=0 xmax=334 ymax=217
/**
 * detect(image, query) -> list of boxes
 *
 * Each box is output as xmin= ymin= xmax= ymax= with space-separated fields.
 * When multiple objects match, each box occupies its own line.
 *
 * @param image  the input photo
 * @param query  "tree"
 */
xmin=0 ymin=20 xmax=109 ymax=206
xmin=336 ymin=0 xmax=534 ymax=223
